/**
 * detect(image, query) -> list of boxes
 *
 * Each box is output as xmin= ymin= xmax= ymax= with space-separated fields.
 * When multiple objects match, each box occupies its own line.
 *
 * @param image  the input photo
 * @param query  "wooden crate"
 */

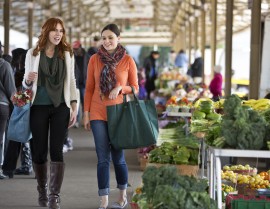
xmin=139 ymin=158 xmax=148 ymax=171
xmin=146 ymin=163 xmax=199 ymax=177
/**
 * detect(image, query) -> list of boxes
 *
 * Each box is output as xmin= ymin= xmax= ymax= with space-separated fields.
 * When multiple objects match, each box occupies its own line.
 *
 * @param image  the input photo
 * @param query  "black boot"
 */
xmin=48 ymin=162 xmax=65 ymax=209
xmin=33 ymin=163 xmax=48 ymax=207
xmin=15 ymin=142 xmax=33 ymax=175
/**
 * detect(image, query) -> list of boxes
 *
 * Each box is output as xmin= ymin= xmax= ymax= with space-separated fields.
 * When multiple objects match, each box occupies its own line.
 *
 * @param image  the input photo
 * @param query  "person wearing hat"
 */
xmin=209 ymin=65 xmax=223 ymax=101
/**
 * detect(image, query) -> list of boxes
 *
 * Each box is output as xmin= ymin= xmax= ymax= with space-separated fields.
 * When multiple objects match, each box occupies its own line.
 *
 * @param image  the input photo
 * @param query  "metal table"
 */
xmin=164 ymin=112 xmax=192 ymax=135
xmin=208 ymin=147 xmax=270 ymax=209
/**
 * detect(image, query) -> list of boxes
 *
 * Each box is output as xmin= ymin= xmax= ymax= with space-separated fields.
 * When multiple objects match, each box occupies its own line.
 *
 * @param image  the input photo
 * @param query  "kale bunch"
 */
xmin=140 ymin=166 xmax=217 ymax=209
xmin=222 ymin=94 xmax=267 ymax=149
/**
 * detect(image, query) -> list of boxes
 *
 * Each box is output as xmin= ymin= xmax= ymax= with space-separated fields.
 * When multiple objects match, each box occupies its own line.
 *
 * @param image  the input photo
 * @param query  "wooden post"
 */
xmin=211 ymin=0 xmax=217 ymax=78
xmin=28 ymin=0 xmax=34 ymax=49
xmin=224 ymin=0 xmax=233 ymax=97
xmin=249 ymin=0 xmax=261 ymax=99
xmin=3 ymin=0 xmax=10 ymax=54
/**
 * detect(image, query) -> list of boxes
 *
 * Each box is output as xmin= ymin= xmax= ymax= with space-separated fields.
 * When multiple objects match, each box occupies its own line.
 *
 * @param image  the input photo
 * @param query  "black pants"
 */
xmin=30 ymin=103 xmax=70 ymax=164
xmin=2 ymin=140 xmax=21 ymax=171
xmin=0 ymin=104 xmax=10 ymax=165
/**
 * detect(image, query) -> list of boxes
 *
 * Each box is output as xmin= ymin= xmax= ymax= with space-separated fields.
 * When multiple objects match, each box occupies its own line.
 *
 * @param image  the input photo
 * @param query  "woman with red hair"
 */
xmin=23 ymin=17 xmax=77 ymax=209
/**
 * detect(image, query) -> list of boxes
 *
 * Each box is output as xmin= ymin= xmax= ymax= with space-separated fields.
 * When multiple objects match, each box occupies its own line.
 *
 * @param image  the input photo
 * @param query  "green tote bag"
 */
xmin=107 ymin=86 xmax=158 ymax=150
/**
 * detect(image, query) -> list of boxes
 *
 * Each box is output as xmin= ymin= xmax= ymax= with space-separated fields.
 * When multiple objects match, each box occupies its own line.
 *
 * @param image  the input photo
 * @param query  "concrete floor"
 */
xmin=0 ymin=126 xmax=143 ymax=209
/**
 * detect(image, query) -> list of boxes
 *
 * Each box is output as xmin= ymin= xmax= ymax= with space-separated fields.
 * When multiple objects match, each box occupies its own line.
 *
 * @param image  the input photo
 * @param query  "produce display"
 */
xmin=138 ymin=74 xmax=270 ymax=208
xmin=223 ymin=164 xmax=257 ymax=174
xmin=242 ymin=98 xmax=270 ymax=112
xmin=148 ymin=141 xmax=199 ymax=165
xmin=132 ymin=165 xmax=217 ymax=209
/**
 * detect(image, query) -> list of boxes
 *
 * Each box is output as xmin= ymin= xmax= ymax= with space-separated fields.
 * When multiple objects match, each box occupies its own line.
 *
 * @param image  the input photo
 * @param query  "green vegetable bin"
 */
xmin=232 ymin=199 xmax=270 ymax=209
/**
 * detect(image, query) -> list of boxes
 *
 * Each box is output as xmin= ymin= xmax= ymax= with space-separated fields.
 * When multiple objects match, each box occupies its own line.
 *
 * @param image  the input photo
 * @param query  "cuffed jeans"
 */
xmin=90 ymin=120 xmax=128 ymax=196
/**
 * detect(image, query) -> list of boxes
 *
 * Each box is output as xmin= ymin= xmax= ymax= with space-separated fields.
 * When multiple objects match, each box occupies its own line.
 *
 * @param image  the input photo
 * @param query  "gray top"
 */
xmin=0 ymin=58 xmax=16 ymax=105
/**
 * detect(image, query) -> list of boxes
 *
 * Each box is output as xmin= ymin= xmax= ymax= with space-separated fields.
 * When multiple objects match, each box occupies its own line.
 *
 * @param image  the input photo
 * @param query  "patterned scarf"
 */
xmin=98 ymin=44 xmax=126 ymax=99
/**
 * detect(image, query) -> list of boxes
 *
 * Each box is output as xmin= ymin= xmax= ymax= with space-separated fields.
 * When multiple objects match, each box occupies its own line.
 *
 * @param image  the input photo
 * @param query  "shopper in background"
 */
xmin=0 ymin=41 xmax=16 ymax=180
xmin=87 ymin=35 xmax=101 ymax=61
xmin=2 ymin=54 xmax=12 ymax=64
xmin=168 ymin=50 xmax=176 ymax=68
xmin=84 ymin=23 xmax=138 ymax=209
xmin=143 ymin=50 xmax=159 ymax=99
xmin=2 ymin=48 xmax=34 ymax=178
xmin=190 ymin=49 xmax=203 ymax=84
xmin=72 ymin=40 xmax=87 ymax=127
xmin=23 ymin=17 xmax=77 ymax=208
xmin=209 ymin=65 xmax=223 ymax=101
xmin=174 ymin=49 xmax=188 ymax=74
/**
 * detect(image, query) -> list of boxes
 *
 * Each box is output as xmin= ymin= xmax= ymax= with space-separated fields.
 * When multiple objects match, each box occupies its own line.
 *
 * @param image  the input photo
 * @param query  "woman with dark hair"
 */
xmin=84 ymin=23 xmax=139 ymax=209
xmin=22 ymin=17 xmax=77 ymax=209
xmin=2 ymin=48 xmax=34 ymax=179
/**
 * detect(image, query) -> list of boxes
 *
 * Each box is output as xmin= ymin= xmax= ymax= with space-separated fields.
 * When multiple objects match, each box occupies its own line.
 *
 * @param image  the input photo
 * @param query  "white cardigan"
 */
xmin=23 ymin=48 xmax=77 ymax=108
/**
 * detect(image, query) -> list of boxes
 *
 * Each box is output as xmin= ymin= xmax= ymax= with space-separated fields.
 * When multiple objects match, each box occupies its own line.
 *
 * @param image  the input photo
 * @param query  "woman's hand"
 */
xmin=109 ymin=86 xmax=122 ymax=100
xmin=68 ymin=109 xmax=77 ymax=128
xmin=83 ymin=112 xmax=91 ymax=131
xmin=26 ymin=72 xmax=38 ymax=85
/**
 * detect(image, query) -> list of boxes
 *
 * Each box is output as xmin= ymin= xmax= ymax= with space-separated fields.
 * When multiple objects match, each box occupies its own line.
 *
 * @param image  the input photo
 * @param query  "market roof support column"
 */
xmin=224 ymin=0 xmax=233 ymax=97
xmin=201 ymin=6 xmax=206 ymax=84
xmin=188 ymin=21 xmax=192 ymax=64
xmin=194 ymin=17 xmax=198 ymax=50
xmin=3 ymin=0 xmax=10 ymax=54
xmin=68 ymin=0 xmax=72 ymax=43
xmin=211 ymin=0 xmax=217 ymax=78
xmin=249 ymin=0 xmax=261 ymax=99
xmin=28 ymin=0 xmax=34 ymax=49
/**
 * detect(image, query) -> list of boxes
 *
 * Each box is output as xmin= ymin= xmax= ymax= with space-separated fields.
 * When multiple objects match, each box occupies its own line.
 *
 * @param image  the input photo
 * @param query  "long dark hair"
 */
xmin=101 ymin=23 xmax=120 ymax=37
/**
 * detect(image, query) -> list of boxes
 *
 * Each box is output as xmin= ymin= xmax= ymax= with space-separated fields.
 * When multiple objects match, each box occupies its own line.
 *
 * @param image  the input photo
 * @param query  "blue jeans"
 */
xmin=90 ymin=120 xmax=128 ymax=196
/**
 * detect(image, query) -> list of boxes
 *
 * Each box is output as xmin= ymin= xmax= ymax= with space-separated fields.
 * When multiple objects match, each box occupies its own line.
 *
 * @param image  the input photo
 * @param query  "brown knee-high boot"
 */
xmin=33 ymin=163 xmax=48 ymax=207
xmin=48 ymin=162 xmax=65 ymax=209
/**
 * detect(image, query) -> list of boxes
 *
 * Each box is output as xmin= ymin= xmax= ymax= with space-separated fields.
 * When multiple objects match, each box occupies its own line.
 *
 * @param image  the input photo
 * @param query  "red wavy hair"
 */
xmin=33 ymin=17 xmax=73 ymax=59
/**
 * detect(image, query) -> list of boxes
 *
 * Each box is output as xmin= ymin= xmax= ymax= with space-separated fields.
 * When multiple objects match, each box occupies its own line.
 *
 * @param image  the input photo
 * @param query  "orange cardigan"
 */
xmin=84 ymin=53 xmax=139 ymax=121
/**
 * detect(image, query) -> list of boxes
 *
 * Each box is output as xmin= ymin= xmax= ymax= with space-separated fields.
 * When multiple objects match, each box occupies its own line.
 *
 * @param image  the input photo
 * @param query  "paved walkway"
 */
xmin=0 ymin=127 xmax=143 ymax=209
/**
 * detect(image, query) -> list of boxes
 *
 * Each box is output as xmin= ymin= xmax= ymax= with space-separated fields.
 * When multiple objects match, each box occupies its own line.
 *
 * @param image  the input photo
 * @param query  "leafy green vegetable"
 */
xmin=149 ymin=142 xmax=199 ymax=165
xmin=173 ymin=147 xmax=190 ymax=164
xmin=222 ymin=95 xmax=267 ymax=149
xmin=139 ymin=166 xmax=217 ymax=209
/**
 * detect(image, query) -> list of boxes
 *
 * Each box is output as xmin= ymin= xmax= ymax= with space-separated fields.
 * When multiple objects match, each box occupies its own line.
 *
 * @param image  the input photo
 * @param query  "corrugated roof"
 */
xmin=0 ymin=0 xmax=269 ymax=46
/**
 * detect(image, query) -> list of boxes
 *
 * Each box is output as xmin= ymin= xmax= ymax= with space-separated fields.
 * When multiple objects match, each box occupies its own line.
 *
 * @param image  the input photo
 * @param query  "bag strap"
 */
xmin=123 ymin=86 xmax=138 ymax=103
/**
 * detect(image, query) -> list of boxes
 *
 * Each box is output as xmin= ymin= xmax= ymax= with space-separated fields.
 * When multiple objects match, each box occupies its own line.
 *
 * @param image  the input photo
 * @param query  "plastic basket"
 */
xmin=232 ymin=199 xmax=270 ymax=209
xmin=226 ymin=194 xmax=270 ymax=209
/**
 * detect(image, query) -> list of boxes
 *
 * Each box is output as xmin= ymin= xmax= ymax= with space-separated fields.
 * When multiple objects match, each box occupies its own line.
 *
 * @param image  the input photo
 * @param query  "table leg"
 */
xmin=209 ymin=151 xmax=214 ymax=198
xmin=216 ymin=157 xmax=222 ymax=209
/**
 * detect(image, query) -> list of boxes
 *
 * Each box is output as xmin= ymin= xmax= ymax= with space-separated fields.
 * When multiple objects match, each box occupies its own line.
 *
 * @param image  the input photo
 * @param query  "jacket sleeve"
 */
xmin=69 ymin=55 xmax=77 ymax=103
xmin=121 ymin=56 xmax=139 ymax=94
xmin=84 ymin=55 xmax=96 ymax=112
xmin=2 ymin=61 xmax=16 ymax=100
xmin=22 ymin=49 xmax=33 ymax=89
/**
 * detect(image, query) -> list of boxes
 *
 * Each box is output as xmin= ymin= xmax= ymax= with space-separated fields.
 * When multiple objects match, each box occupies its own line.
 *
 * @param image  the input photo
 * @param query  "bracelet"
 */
xmin=25 ymin=80 xmax=33 ymax=86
